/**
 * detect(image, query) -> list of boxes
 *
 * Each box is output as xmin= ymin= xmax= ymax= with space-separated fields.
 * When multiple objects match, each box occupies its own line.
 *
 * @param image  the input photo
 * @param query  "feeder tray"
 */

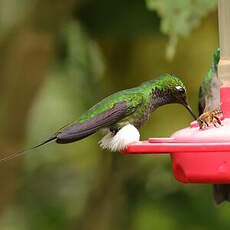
xmin=122 ymin=87 xmax=230 ymax=184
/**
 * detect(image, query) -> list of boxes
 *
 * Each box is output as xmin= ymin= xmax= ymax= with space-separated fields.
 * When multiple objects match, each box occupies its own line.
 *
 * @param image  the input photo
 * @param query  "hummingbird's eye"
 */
xmin=175 ymin=86 xmax=185 ymax=94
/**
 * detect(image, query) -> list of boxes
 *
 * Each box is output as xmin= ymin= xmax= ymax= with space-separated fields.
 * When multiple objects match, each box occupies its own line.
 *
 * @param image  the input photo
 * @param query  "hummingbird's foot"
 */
xmin=99 ymin=124 xmax=140 ymax=152
xmin=110 ymin=127 xmax=119 ymax=136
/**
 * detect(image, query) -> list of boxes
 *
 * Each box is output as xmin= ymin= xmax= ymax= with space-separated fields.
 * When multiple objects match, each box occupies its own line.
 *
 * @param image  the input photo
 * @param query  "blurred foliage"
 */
xmin=0 ymin=0 xmax=229 ymax=230
xmin=77 ymin=0 xmax=160 ymax=37
xmin=146 ymin=0 xmax=217 ymax=59
xmin=0 ymin=0 xmax=35 ymax=36
xmin=1 ymin=19 xmax=103 ymax=230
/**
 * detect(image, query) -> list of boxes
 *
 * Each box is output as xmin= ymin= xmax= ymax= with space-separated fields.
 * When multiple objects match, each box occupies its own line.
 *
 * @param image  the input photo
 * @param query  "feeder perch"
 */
xmin=122 ymin=0 xmax=230 ymax=184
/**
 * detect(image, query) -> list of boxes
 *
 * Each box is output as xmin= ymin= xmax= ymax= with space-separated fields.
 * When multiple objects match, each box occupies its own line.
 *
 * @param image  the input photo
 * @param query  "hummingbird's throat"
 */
xmin=150 ymin=88 xmax=176 ymax=110
xmin=151 ymin=89 xmax=197 ymax=120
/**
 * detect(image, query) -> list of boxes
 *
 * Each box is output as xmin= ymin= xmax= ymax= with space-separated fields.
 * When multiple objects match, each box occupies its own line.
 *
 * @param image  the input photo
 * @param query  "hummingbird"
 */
xmin=0 ymin=73 xmax=196 ymax=162
xmin=199 ymin=48 xmax=221 ymax=115
xmin=198 ymin=48 xmax=230 ymax=205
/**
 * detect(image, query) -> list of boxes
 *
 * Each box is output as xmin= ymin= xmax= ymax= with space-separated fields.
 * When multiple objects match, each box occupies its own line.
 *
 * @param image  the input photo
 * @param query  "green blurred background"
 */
xmin=0 ymin=0 xmax=229 ymax=229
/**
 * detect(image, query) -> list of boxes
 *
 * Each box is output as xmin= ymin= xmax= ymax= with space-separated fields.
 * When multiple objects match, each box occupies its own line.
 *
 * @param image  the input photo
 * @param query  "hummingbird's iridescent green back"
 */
xmin=78 ymin=74 xmax=186 ymax=126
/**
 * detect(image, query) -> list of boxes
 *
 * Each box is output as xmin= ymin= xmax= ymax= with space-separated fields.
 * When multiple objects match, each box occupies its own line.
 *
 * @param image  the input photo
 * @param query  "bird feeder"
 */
xmin=122 ymin=0 xmax=230 ymax=184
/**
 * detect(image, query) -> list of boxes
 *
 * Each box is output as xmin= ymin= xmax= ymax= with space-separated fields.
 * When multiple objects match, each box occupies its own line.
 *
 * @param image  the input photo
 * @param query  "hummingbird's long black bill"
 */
xmin=184 ymin=104 xmax=197 ymax=120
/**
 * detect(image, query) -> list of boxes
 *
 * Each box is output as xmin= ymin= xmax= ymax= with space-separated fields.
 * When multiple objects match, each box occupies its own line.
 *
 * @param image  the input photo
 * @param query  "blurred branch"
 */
xmin=78 ymin=41 xmax=138 ymax=230
xmin=0 ymin=0 xmax=78 ymax=217
xmin=79 ymin=154 xmax=133 ymax=230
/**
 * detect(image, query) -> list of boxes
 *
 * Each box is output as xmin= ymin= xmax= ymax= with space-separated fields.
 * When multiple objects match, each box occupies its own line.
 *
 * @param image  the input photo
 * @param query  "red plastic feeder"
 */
xmin=122 ymin=87 xmax=230 ymax=184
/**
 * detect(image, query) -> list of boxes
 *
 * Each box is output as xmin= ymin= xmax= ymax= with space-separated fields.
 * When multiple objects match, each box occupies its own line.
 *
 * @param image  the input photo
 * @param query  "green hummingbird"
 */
xmin=198 ymin=48 xmax=230 ymax=205
xmin=199 ymin=48 xmax=221 ymax=115
xmin=1 ymin=73 xmax=196 ymax=162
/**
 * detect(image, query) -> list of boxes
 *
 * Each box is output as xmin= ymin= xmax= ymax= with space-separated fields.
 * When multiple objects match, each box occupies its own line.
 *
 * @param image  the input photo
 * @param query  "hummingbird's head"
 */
xmin=154 ymin=74 xmax=197 ymax=120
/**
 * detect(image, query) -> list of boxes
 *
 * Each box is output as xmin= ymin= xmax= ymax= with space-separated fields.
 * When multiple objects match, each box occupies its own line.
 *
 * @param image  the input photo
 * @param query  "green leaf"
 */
xmin=146 ymin=0 xmax=217 ymax=59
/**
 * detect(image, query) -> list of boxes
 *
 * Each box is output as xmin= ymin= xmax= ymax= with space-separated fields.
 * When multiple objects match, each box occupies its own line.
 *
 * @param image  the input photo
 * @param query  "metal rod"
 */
xmin=218 ymin=0 xmax=230 ymax=85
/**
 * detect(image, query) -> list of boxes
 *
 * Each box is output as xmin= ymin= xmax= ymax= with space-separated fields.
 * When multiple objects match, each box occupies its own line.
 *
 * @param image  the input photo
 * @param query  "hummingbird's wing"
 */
xmin=199 ymin=48 xmax=221 ymax=114
xmin=56 ymin=94 xmax=144 ymax=144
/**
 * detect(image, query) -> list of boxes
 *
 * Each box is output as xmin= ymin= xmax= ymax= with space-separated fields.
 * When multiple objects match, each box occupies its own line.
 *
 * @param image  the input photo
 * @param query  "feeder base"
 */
xmin=171 ymin=152 xmax=230 ymax=183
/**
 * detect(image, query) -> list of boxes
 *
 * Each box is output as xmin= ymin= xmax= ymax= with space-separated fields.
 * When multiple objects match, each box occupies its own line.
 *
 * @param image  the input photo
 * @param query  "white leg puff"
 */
xmin=99 ymin=124 xmax=140 ymax=152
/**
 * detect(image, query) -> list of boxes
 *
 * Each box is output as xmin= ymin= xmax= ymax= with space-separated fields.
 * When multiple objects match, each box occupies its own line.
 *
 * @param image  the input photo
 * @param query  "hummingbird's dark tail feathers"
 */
xmin=213 ymin=184 xmax=230 ymax=205
xmin=0 ymin=135 xmax=57 ymax=163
